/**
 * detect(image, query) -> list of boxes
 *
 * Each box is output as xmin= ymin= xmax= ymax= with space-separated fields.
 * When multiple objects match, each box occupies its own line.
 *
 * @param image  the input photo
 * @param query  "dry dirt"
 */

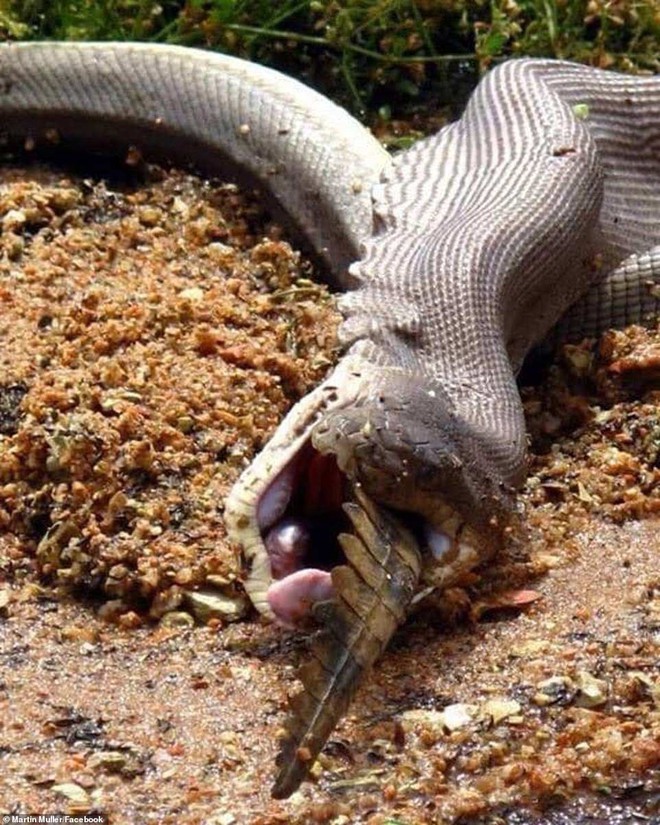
xmin=0 ymin=159 xmax=658 ymax=825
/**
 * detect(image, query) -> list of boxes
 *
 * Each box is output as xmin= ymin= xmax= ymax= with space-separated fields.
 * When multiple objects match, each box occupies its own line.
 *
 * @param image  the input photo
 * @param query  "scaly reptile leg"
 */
xmin=272 ymin=485 xmax=422 ymax=799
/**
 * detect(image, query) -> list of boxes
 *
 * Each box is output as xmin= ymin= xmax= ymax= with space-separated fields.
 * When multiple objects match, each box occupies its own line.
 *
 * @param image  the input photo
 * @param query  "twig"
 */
xmin=224 ymin=23 xmax=477 ymax=64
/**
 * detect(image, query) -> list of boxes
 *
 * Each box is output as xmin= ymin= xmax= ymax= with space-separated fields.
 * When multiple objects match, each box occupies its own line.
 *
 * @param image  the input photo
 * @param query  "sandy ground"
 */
xmin=0 ymin=160 xmax=658 ymax=824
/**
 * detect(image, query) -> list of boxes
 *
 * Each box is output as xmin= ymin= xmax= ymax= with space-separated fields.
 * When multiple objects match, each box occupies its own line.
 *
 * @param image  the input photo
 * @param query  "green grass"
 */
xmin=1 ymin=0 xmax=658 ymax=116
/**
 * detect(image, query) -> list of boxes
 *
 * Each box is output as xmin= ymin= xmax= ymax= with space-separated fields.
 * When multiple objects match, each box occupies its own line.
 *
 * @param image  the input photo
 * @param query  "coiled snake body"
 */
xmin=0 ymin=42 xmax=658 ymax=796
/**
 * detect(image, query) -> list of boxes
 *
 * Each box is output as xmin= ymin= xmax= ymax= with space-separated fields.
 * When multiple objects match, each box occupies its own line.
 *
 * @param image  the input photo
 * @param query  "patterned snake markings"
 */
xmin=0 ymin=42 xmax=658 ymax=795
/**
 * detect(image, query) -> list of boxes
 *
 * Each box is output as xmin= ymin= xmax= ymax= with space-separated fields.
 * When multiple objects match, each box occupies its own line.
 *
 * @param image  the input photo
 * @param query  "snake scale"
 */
xmin=0 ymin=42 xmax=658 ymax=797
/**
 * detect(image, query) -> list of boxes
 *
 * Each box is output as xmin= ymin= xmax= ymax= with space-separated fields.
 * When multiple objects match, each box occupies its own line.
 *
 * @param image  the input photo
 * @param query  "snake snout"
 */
xmin=311 ymin=375 xmax=512 ymax=536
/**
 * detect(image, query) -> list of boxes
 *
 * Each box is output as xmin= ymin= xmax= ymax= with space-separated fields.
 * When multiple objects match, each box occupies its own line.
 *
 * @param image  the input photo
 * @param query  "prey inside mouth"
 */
xmin=255 ymin=442 xmax=480 ymax=626
xmin=256 ymin=443 xmax=348 ymax=626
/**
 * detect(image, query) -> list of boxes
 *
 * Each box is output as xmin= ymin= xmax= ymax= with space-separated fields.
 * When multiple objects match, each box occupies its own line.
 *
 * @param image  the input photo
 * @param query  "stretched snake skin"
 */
xmin=0 ymin=42 xmax=658 ymax=797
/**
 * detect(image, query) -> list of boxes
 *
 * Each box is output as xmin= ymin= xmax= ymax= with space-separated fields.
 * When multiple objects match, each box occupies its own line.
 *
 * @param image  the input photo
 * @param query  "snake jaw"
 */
xmin=224 ymin=354 xmax=374 ymax=618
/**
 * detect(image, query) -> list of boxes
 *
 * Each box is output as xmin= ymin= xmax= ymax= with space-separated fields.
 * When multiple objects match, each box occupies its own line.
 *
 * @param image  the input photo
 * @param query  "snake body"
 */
xmin=1 ymin=42 xmax=659 ymax=796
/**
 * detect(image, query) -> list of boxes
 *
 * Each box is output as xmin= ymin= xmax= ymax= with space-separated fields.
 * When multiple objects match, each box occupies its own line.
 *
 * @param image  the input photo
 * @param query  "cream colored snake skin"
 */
xmin=0 ymin=42 xmax=658 ymax=796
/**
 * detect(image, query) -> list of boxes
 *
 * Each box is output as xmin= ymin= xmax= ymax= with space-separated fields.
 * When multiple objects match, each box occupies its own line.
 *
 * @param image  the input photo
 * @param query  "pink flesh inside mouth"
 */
xmin=266 ymin=569 xmax=335 ymax=628
xmin=256 ymin=443 xmax=346 ymax=626
xmin=256 ymin=443 xmax=454 ymax=626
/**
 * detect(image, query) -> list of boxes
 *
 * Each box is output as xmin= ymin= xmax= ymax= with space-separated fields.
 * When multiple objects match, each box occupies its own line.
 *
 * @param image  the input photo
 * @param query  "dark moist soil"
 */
xmin=0 ymin=161 xmax=658 ymax=825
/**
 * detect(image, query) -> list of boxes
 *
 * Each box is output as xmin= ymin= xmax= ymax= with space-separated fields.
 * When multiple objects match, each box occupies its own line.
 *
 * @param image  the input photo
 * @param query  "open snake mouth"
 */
xmin=253 ymin=441 xmax=483 ymax=626
xmin=256 ymin=443 xmax=348 ymax=625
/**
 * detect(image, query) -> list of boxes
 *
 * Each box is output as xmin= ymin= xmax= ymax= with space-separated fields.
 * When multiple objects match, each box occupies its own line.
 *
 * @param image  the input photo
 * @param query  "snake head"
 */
xmin=226 ymin=357 xmax=517 ymax=623
xmin=312 ymin=367 xmax=517 ymax=536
